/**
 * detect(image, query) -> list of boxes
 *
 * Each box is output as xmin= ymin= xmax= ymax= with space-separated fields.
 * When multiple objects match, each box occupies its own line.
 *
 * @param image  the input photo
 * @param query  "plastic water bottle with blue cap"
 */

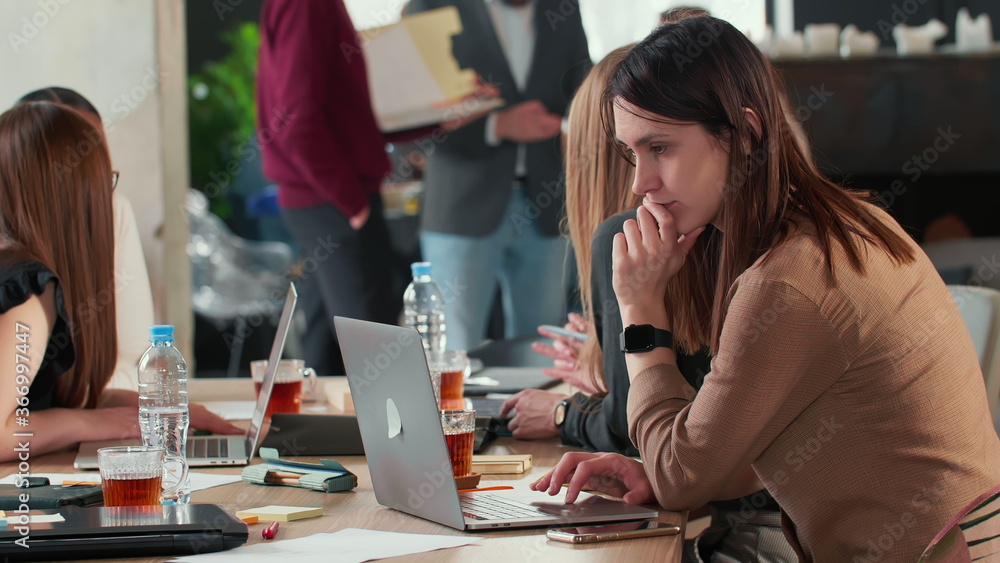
xmin=403 ymin=262 xmax=447 ymax=358
xmin=137 ymin=325 xmax=191 ymax=504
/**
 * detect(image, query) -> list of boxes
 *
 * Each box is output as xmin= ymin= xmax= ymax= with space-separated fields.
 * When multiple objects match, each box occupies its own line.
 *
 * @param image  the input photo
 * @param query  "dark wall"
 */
xmin=767 ymin=1 xmax=999 ymax=47
xmin=186 ymin=0 xmax=265 ymax=73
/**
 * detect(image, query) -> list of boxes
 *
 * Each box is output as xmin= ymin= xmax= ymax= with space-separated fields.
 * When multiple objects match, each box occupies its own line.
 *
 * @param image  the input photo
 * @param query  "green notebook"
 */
xmin=240 ymin=447 xmax=357 ymax=493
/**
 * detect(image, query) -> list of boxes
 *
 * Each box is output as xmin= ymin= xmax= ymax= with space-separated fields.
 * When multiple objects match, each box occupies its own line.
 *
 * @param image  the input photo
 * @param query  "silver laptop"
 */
xmin=334 ymin=316 xmax=659 ymax=531
xmin=75 ymin=283 xmax=297 ymax=469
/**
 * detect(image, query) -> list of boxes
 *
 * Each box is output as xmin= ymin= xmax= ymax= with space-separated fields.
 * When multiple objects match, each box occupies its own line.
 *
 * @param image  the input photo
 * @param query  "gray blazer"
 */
xmin=406 ymin=0 xmax=591 ymax=237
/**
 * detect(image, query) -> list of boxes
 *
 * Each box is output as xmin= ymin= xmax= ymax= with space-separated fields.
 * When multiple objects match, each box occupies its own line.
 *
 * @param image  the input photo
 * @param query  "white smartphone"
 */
xmin=539 ymin=325 xmax=587 ymax=342
xmin=546 ymin=520 xmax=681 ymax=544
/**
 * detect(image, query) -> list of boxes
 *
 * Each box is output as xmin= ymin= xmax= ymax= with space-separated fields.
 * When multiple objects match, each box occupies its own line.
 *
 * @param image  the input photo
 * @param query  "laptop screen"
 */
xmin=245 ymin=283 xmax=298 ymax=453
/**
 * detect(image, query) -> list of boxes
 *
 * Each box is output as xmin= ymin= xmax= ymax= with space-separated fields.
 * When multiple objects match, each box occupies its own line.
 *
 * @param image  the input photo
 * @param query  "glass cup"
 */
xmin=250 ymin=359 xmax=318 ymax=418
xmin=98 ymin=446 xmax=189 ymax=507
xmin=430 ymin=350 xmax=470 ymax=411
xmin=441 ymin=409 xmax=476 ymax=478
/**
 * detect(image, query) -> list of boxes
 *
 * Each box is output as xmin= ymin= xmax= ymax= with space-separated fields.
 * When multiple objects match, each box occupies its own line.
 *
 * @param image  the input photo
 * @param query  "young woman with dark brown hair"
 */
xmin=0 ymin=103 xmax=236 ymax=462
xmin=530 ymin=18 xmax=1000 ymax=559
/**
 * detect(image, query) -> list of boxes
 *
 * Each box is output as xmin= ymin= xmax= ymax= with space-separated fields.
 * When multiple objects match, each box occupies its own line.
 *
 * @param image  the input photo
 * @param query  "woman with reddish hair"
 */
xmin=0 ymin=102 xmax=235 ymax=461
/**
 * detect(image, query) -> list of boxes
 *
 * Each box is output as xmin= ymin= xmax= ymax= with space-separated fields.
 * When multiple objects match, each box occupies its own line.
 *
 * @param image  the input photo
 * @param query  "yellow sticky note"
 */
xmin=235 ymin=505 xmax=322 ymax=522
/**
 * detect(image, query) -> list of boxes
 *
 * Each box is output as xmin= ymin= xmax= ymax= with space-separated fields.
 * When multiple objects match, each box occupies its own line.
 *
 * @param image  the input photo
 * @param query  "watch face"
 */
xmin=554 ymin=402 xmax=568 ymax=426
xmin=625 ymin=324 xmax=656 ymax=352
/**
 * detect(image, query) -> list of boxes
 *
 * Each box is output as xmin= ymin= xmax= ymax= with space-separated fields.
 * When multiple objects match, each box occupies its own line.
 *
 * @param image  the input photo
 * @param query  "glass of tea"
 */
xmin=429 ymin=350 xmax=470 ymax=411
xmin=250 ymin=359 xmax=319 ymax=418
xmin=441 ymin=409 xmax=476 ymax=477
xmin=97 ymin=446 xmax=188 ymax=507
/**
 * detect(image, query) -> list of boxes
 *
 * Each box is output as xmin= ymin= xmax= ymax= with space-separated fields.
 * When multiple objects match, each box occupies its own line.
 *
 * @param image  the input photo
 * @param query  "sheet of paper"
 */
xmin=362 ymin=6 xmax=499 ymax=132
xmin=0 ymin=473 xmax=242 ymax=492
xmin=170 ymin=528 xmax=481 ymax=562
xmin=200 ymin=400 xmax=257 ymax=421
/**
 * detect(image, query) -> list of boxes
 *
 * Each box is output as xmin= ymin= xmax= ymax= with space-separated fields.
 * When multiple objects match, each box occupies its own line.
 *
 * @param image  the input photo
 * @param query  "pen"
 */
xmin=262 ymin=520 xmax=280 ymax=540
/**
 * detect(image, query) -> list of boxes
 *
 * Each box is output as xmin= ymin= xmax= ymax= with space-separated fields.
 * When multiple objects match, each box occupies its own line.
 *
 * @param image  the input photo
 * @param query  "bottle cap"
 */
xmin=410 ymin=262 xmax=432 ymax=278
xmin=149 ymin=325 xmax=175 ymax=343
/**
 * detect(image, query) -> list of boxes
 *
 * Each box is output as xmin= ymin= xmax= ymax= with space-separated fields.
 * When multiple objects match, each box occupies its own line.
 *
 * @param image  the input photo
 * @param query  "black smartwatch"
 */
xmin=620 ymin=324 xmax=673 ymax=353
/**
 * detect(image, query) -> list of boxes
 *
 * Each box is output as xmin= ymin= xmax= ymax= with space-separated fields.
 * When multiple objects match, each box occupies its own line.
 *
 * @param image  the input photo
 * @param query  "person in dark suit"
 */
xmin=405 ymin=0 xmax=592 ymax=351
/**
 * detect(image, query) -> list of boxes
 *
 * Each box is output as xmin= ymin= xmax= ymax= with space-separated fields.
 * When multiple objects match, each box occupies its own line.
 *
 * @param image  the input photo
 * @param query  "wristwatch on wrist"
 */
xmin=553 ymin=398 xmax=570 ymax=427
xmin=620 ymin=324 xmax=673 ymax=353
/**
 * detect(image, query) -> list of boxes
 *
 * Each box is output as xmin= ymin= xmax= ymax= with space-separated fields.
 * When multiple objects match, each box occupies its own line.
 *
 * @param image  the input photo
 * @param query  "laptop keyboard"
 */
xmin=461 ymin=494 xmax=544 ymax=521
xmin=187 ymin=437 xmax=229 ymax=459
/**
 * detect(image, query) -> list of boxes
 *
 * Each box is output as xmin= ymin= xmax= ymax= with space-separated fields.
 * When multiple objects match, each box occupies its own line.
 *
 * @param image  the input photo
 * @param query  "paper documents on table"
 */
xmin=201 ymin=400 xmax=257 ymax=421
xmin=361 ymin=6 xmax=502 ymax=132
xmin=0 ymin=473 xmax=242 ymax=492
xmin=171 ymin=528 xmax=481 ymax=562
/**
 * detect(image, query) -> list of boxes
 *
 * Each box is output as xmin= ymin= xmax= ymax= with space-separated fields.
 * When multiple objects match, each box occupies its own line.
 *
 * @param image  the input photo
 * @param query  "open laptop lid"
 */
xmin=245 ymin=282 xmax=297 ymax=455
xmin=0 ymin=504 xmax=247 ymax=560
xmin=73 ymin=283 xmax=298 ymax=469
xmin=334 ymin=316 xmax=467 ymax=530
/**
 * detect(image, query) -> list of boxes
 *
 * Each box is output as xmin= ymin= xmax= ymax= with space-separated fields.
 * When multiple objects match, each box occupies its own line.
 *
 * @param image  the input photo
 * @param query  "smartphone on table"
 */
xmin=546 ymin=520 xmax=681 ymax=544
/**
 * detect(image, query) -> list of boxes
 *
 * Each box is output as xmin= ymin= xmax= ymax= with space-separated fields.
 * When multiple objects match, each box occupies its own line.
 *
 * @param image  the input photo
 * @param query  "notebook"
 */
xmin=334 ymin=316 xmax=658 ymax=531
xmin=0 ymin=504 xmax=247 ymax=560
xmin=75 ymin=283 xmax=297 ymax=469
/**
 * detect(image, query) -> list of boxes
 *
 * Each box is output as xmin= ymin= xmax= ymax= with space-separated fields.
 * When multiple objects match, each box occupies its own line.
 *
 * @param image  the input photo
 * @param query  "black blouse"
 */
xmin=0 ymin=255 xmax=75 ymax=411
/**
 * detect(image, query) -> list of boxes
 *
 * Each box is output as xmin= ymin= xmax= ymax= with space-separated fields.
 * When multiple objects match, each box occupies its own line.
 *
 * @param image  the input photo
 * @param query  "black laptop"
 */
xmin=0 ymin=504 xmax=247 ymax=561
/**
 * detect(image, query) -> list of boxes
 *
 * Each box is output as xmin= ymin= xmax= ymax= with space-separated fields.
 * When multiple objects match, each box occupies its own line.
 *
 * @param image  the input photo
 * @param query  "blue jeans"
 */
xmin=420 ymin=188 xmax=568 ymax=351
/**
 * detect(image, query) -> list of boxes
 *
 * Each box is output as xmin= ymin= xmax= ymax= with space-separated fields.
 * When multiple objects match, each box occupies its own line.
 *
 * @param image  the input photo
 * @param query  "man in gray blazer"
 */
xmin=405 ymin=0 xmax=591 ymax=350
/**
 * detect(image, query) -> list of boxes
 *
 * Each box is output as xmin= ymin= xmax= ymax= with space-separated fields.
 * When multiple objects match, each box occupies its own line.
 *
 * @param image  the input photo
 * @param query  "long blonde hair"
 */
xmin=564 ymin=46 xmax=638 ymax=393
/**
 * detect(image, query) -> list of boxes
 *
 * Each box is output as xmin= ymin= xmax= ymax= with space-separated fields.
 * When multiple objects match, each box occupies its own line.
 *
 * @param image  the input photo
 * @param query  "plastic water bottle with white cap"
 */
xmin=137 ymin=325 xmax=191 ymax=504
xmin=403 ymin=262 xmax=447 ymax=358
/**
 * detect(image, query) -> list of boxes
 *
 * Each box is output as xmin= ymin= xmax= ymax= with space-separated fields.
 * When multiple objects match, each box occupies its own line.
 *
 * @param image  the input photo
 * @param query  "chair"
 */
xmin=924 ymin=238 xmax=1000 ymax=291
xmin=918 ymin=483 xmax=1000 ymax=562
xmin=186 ymin=190 xmax=297 ymax=377
xmin=948 ymin=286 xmax=1000 ymax=434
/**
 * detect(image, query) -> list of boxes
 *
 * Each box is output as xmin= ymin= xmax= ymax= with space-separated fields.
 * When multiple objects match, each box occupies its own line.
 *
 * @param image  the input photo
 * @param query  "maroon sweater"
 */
xmin=257 ymin=0 xmax=426 ymax=217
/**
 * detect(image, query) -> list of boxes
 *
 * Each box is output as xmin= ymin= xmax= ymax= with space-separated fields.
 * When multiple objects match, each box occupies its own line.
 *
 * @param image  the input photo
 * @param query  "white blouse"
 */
xmin=106 ymin=193 xmax=155 ymax=391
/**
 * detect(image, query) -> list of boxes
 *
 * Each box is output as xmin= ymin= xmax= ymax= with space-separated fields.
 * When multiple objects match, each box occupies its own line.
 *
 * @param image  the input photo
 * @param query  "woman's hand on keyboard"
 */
xmin=190 ymin=403 xmax=242 ymax=435
xmin=530 ymin=452 xmax=656 ymax=505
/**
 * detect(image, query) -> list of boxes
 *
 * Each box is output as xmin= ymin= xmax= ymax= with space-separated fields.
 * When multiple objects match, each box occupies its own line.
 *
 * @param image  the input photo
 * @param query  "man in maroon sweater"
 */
xmin=257 ymin=0 xmax=486 ymax=374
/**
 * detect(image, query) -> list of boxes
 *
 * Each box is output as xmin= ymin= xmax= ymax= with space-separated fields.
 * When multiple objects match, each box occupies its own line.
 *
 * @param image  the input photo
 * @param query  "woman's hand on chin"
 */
xmin=612 ymin=202 xmax=705 ymax=310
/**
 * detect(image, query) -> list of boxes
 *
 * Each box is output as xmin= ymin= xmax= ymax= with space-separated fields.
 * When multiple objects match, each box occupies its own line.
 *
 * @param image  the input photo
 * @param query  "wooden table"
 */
xmin=1 ymin=379 xmax=686 ymax=561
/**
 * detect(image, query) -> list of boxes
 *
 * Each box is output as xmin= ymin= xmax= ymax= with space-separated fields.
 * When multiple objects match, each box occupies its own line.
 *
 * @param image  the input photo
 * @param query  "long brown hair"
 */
xmin=603 ymin=18 xmax=915 ymax=354
xmin=564 ymin=46 xmax=638 ymax=392
xmin=0 ymin=102 xmax=118 ymax=408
